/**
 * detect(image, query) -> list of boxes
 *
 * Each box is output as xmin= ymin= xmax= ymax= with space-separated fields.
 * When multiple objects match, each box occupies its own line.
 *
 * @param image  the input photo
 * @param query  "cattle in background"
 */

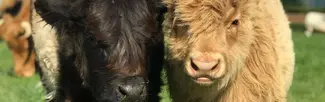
xmin=0 ymin=0 xmax=16 ymax=14
xmin=31 ymin=0 xmax=166 ymax=101
xmin=0 ymin=0 xmax=35 ymax=77
xmin=163 ymin=0 xmax=295 ymax=101
xmin=304 ymin=11 xmax=325 ymax=37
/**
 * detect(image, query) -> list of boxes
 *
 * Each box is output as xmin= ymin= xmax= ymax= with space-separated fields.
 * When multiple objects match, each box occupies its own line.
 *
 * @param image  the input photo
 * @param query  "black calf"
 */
xmin=33 ymin=0 xmax=167 ymax=101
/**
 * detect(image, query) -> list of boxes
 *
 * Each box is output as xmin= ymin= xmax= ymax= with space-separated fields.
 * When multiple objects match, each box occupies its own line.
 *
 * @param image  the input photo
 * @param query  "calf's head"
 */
xmin=0 ymin=14 xmax=31 ymax=41
xmin=34 ymin=0 xmax=165 ymax=101
xmin=164 ymin=0 xmax=255 ymax=86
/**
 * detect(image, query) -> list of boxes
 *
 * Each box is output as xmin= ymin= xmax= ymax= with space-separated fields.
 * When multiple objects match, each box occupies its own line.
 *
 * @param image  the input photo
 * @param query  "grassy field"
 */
xmin=0 ymin=42 xmax=45 ymax=102
xmin=0 ymin=24 xmax=325 ymax=102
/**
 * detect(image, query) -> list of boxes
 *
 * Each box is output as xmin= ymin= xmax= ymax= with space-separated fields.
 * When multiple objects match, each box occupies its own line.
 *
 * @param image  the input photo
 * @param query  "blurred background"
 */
xmin=281 ymin=0 xmax=325 ymax=102
xmin=0 ymin=0 xmax=325 ymax=102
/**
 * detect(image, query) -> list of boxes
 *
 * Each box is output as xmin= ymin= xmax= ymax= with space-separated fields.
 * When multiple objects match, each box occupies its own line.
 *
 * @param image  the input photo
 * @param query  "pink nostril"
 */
xmin=191 ymin=58 xmax=219 ymax=71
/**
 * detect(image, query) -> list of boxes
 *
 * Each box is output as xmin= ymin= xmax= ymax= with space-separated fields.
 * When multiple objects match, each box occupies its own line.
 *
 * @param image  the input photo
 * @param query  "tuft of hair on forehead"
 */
xmin=85 ymin=0 xmax=158 ymax=76
xmin=86 ymin=0 xmax=156 ymax=42
xmin=166 ymin=0 xmax=228 ymax=33
xmin=163 ymin=0 xmax=251 ymax=35
xmin=166 ymin=0 xmax=238 ymax=16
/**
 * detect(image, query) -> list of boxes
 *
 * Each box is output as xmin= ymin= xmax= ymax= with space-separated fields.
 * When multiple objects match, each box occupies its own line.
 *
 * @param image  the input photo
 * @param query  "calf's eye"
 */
xmin=231 ymin=19 xmax=239 ymax=26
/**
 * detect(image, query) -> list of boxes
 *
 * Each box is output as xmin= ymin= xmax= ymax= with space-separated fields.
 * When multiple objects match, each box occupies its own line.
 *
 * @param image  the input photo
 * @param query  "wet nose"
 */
xmin=190 ymin=55 xmax=220 ymax=71
xmin=117 ymin=77 xmax=145 ymax=99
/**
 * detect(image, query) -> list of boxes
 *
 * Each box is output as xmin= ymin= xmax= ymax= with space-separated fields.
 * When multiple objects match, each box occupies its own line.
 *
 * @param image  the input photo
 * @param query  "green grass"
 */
xmin=0 ymin=24 xmax=325 ymax=102
xmin=287 ymin=27 xmax=325 ymax=102
xmin=0 ymin=42 xmax=46 ymax=102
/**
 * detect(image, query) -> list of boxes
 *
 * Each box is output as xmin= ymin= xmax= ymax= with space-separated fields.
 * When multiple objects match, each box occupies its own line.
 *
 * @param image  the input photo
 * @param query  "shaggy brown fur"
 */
xmin=0 ymin=0 xmax=35 ymax=77
xmin=163 ymin=0 xmax=295 ymax=102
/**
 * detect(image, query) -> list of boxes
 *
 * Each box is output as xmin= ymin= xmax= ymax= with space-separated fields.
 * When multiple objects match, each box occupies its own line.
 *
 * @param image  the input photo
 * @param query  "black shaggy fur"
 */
xmin=33 ymin=0 xmax=167 ymax=102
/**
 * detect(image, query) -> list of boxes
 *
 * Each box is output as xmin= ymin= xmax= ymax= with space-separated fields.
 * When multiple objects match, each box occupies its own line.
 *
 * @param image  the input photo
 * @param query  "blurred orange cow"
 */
xmin=0 ymin=0 xmax=36 ymax=77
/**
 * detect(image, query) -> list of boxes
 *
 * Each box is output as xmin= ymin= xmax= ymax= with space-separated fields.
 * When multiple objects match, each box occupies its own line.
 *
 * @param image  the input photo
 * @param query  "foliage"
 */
xmin=281 ymin=0 xmax=303 ymax=7
xmin=281 ymin=0 xmax=325 ymax=13
xmin=284 ymin=7 xmax=325 ymax=13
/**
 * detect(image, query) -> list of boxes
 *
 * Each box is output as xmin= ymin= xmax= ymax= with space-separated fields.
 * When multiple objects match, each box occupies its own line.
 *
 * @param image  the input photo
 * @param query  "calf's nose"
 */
xmin=190 ymin=55 xmax=220 ymax=71
xmin=117 ymin=77 xmax=145 ymax=100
